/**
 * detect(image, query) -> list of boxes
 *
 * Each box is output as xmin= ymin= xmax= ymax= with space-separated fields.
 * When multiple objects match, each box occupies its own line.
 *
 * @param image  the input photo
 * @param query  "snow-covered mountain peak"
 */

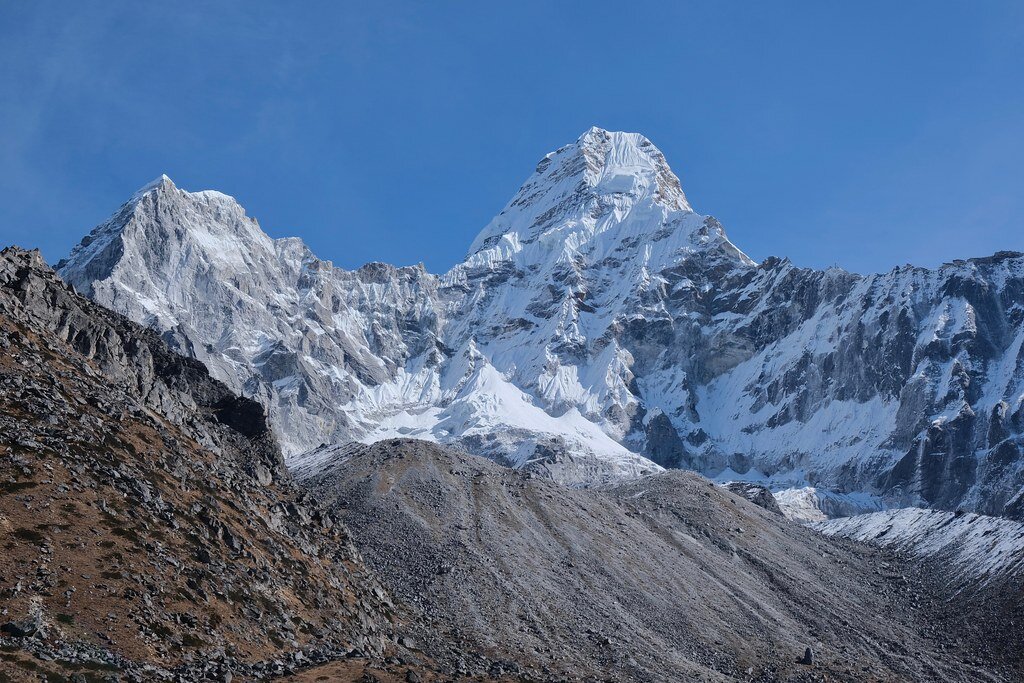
xmin=55 ymin=129 xmax=1024 ymax=517
xmin=63 ymin=176 xmax=275 ymax=278
xmin=464 ymin=126 xmax=720 ymax=276
xmin=130 ymin=173 xmax=238 ymax=204
xmin=574 ymin=127 xmax=689 ymax=208
xmin=131 ymin=173 xmax=176 ymax=200
xmin=57 ymin=175 xmax=287 ymax=335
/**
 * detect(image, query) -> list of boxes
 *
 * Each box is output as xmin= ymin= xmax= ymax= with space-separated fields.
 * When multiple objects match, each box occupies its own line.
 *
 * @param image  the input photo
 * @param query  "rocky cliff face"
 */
xmin=56 ymin=177 xmax=448 ymax=463
xmin=0 ymin=247 xmax=396 ymax=678
xmin=56 ymin=129 xmax=1024 ymax=516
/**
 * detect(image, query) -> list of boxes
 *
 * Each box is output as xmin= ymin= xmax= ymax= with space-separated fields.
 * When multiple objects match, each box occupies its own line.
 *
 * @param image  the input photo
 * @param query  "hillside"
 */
xmin=298 ymin=439 xmax=1023 ymax=682
xmin=0 ymin=247 xmax=398 ymax=679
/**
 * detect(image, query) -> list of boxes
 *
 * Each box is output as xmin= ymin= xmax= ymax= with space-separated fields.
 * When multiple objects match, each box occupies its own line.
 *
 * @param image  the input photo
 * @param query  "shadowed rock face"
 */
xmin=2 ymin=246 xmax=283 ymax=484
xmin=55 ymin=129 xmax=1024 ymax=517
xmin=723 ymin=482 xmax=784 ymax=514
xmin=0 ymin=247 xmax=396 ymax=679
xmin=298 ymin=438 xmax=1023 ymax=682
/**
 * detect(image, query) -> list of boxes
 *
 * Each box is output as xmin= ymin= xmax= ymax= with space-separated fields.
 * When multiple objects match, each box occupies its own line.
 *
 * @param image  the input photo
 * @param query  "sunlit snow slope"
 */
xmin=815 ymin=508 xmax=1024 ymax=584
xmin=57 ymin=128 xmax=1024 ymax=511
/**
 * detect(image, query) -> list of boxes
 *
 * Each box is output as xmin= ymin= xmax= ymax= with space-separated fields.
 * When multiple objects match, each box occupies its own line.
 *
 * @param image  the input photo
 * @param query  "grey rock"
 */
xmin=298 ymin=438 xmax=1024 ymax=681
xmin=723 ymin=482 xmax=783 ymax=515
xmin=0 ymin=620 xmax=37 ymax=637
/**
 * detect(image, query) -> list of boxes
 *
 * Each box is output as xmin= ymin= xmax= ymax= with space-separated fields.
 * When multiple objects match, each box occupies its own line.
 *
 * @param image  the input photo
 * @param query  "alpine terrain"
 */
xmin=3 ymin=247 xmax=1023 ymax=681
xmin=56 ymin=128 xmax=1024 ymax=519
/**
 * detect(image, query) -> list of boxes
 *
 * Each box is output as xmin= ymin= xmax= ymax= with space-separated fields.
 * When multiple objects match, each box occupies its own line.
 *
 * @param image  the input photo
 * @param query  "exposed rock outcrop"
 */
xmin=723 ymin=482 xmax=784 ymax=514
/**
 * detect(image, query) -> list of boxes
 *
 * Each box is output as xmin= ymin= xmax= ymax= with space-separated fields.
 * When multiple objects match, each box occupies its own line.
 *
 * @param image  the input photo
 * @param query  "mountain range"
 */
xmin=3 ymin=244 xmax=1023 ymax=680
xmin=56 ymin=127 xmax=1024 ymax=519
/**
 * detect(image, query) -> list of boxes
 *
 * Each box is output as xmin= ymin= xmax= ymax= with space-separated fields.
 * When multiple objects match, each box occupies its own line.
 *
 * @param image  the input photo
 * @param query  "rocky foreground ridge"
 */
xmin=0 ymin=247 xmax=408 ymax=680
xmin=56 ymin=128 xmax=1024 ymax=518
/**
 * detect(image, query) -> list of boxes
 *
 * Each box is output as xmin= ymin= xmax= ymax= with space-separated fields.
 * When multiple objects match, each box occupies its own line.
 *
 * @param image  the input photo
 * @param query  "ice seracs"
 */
xmin=57 ymin=128 xmax=1024 ymax=515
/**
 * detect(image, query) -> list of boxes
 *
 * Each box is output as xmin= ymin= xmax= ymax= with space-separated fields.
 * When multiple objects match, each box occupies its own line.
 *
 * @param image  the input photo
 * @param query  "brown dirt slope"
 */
xmin=0 ymin=247 xmax=395 ymax=680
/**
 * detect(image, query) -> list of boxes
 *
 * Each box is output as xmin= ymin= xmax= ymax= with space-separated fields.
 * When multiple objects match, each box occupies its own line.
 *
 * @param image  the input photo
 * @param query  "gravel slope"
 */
xmin=299 ymin=439 xmax=1023 ymax=682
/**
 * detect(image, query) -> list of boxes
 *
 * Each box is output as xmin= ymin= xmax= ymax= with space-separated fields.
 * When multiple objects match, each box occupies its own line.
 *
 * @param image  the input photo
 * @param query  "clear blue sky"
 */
xmin=1 ymin=2 xmax=1021 ymax=274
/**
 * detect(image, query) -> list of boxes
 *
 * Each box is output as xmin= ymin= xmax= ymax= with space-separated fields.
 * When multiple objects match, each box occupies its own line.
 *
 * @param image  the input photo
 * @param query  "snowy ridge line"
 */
xmin=54 ymin=126 xmax=1024 ymax=515
xmin=813 ymin=508 xmax=1024 ymax=583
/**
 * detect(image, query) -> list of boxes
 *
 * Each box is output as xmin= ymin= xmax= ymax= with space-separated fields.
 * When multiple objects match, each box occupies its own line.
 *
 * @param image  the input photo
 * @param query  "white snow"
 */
xmin=773 ymin=486 xmax=889 ymax=523
xmin=54 ymin=127 xmax=1024 ymax=509
xmin=814 ymin=508 xmax=1024 ymax=584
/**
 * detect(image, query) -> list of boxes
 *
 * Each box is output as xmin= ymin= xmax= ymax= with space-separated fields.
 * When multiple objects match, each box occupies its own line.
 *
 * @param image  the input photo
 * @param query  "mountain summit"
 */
xmin=57 ymin=129 xmax=1024 ymax=518
xmin=468 ymin=127 xmax=692 ymax=255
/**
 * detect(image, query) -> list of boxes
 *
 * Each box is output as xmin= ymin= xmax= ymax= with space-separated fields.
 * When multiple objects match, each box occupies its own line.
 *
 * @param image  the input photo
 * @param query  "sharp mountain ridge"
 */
xmin=56 ymin=127 xmax=1024 ymax=518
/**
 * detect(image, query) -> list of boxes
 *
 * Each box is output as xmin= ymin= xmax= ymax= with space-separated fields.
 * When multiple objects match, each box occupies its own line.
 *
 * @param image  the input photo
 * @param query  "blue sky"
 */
xmin=0 ymin=2 xmax=1021 ymax=274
